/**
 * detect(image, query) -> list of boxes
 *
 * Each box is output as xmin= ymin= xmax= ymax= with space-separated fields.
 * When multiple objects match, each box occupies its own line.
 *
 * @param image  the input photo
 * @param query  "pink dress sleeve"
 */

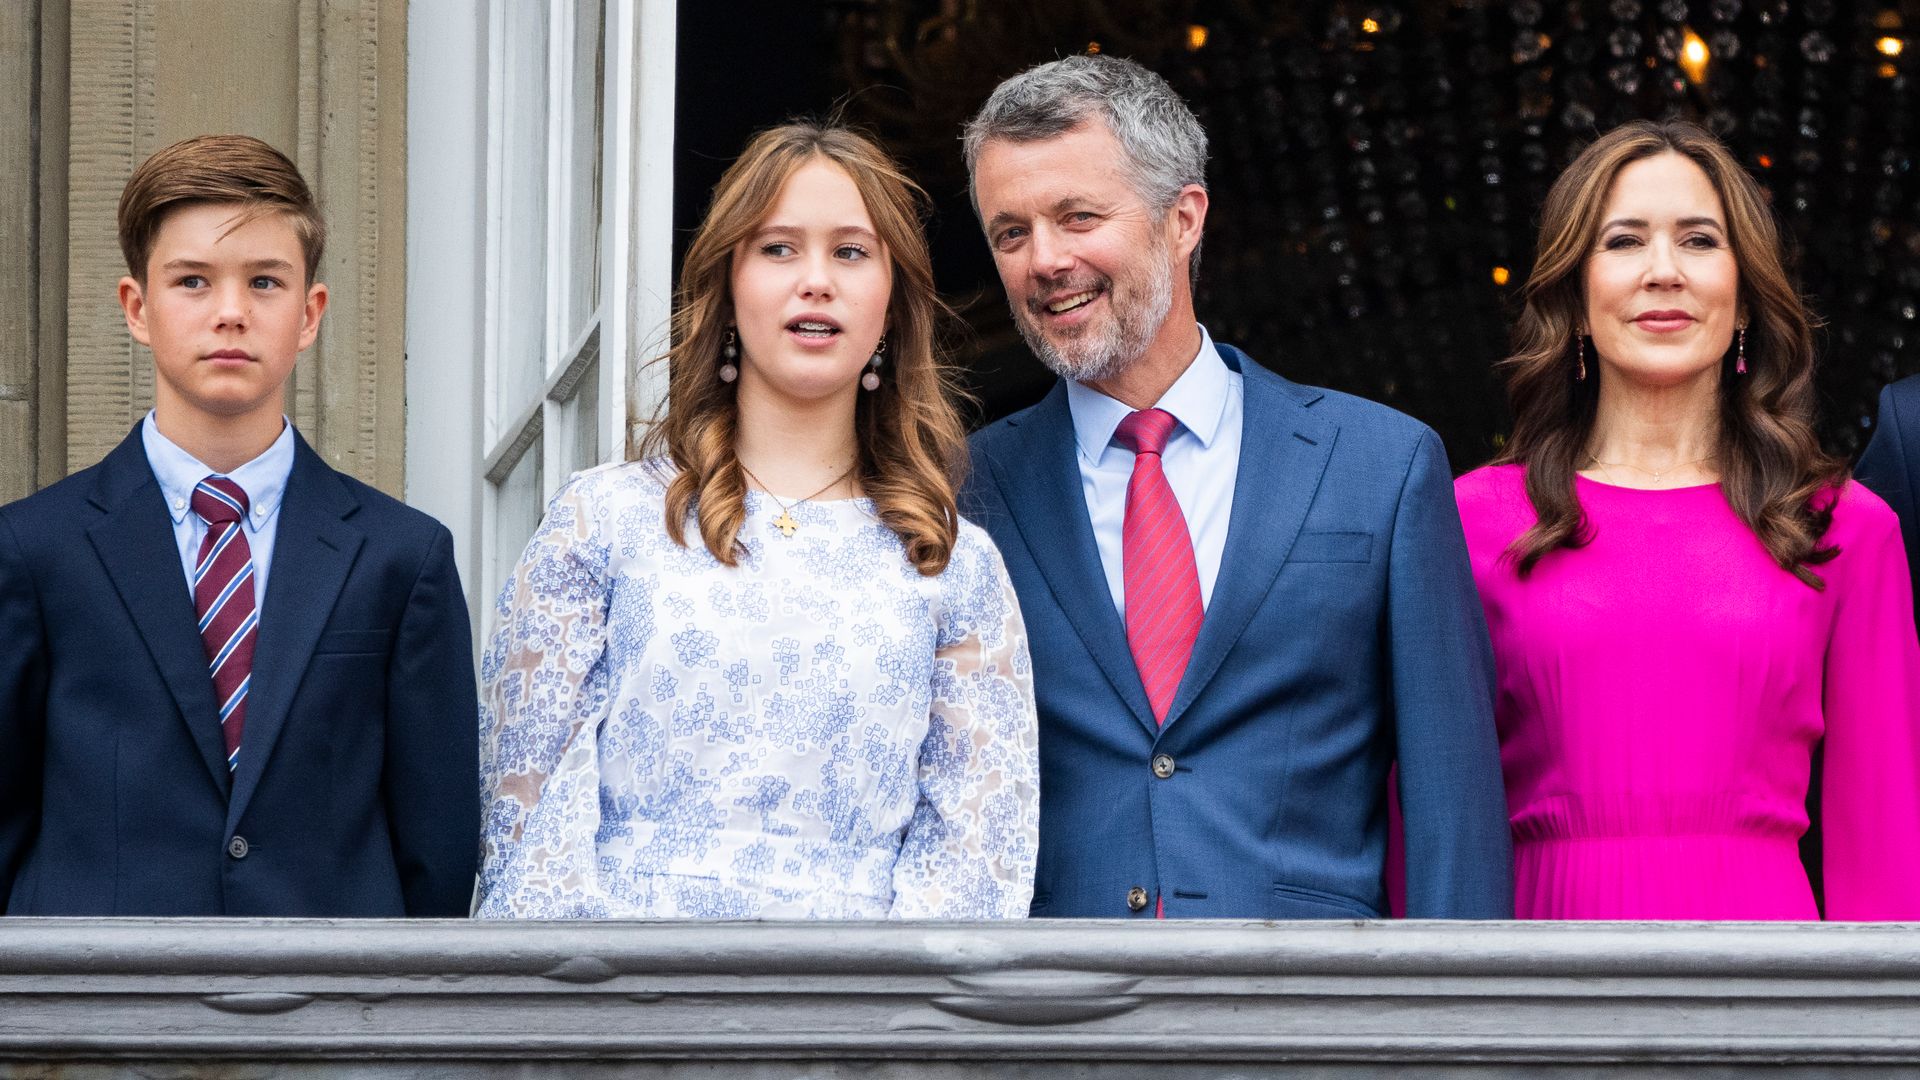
xmin=1819 ymin=484 xmax=1920 ymax=919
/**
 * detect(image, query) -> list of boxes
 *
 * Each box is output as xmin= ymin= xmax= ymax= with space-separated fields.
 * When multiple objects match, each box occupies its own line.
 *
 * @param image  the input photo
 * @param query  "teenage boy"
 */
xmin=0 ymin=135 xmax=478 ymax=916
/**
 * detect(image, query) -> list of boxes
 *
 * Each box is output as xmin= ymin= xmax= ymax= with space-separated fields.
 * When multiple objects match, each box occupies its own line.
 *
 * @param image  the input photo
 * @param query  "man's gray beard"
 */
xmin=1013 ymin=251 xmax=1175 ymax=384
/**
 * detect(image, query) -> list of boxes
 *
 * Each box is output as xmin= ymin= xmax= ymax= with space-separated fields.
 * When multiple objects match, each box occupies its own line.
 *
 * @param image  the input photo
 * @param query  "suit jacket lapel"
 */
xmin=85 ymin=428 xmax=233 ymax=795
xmin=989 ymin=384 xmax=1158 ymax=735
xmin=1161 ymin=347 xmax=1335 ymax=729
xmin=227 ymin=433 xmax=364 ymax=829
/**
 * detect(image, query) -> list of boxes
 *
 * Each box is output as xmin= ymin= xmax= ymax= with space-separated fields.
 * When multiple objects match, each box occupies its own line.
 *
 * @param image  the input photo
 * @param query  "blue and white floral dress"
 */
xmin=477 ymin=461 xmax=1039 ymax=919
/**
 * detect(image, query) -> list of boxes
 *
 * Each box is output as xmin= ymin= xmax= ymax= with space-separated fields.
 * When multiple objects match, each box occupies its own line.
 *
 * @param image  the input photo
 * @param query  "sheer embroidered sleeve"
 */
xmin=889 ymin=524 xmax=1040 ymax=919
xmin=476 ymin=471 xmax=618 ymax=918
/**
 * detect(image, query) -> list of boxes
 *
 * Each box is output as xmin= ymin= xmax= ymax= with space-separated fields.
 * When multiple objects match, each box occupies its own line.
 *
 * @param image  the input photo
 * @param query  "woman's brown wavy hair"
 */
xmin=634 ymin=119 xmax=969 ymax=576
xmin=1496 ymin=119 xmax=1844 ymax=587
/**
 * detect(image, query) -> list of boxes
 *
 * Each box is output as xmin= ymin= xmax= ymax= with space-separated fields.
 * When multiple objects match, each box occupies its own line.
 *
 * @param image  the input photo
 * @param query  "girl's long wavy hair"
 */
xmin=635 ymin=119 xmax=969 ymax=576
xmin=1496 ymin=119 xmax=1844 ymax=587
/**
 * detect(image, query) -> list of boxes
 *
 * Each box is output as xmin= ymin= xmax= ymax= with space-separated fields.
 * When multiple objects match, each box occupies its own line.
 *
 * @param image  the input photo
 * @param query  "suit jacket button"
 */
xmin=1126 ymin=886 xmax=1149 ymax=912
xmin=227 ymin=835 xmax=249 ymax=859
xmin=1151 ymin=753 xmax=1175 ymax=779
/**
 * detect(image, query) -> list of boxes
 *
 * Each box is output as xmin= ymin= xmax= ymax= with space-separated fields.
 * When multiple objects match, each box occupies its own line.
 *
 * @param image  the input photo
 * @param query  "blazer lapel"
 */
xmin=85 ymin=429 xmax=232 ymax=795
xmin=988 ymin=385 xmax=1158 ymax=735
xmin=227 ymin=434 xmax=364 ymax=829
xmin=1161 ymin=347 xmax=1335 ymax=729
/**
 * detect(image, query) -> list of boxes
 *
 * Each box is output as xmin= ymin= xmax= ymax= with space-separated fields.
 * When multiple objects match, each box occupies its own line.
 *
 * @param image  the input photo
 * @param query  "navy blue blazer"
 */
xmin=0 ymin=425 xmax=478 ymax=916
xmin=962 ymin=345 xmax=1512 ymax=919
xmin=1856 ymin=373 xmax=1920 ymax=637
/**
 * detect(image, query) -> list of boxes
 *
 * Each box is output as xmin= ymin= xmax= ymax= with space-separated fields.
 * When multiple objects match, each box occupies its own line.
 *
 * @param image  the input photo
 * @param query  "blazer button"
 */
xmin=1126 ymin=886 xmax=1149 ymax=912
xmin=1151 ymin=753 xmax=1175 ymax=779
xmin=227 ymin=835 xmax=249 ymax=860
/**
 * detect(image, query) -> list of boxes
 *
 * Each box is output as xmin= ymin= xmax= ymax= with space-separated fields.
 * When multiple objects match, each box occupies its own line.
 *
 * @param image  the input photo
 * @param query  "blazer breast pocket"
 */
xmin=1288 ymin=530 xmax=1374 ymax=564
xmin=312 ymin=628 xmax=396 ymax=656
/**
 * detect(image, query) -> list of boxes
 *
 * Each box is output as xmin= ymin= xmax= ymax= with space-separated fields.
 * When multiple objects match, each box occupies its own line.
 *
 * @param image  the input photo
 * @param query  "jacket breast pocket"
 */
xmin=1288 ymin=531 xmax=1374 ymax=564
xmin=312 ymin=628 xmax=395 ymax=656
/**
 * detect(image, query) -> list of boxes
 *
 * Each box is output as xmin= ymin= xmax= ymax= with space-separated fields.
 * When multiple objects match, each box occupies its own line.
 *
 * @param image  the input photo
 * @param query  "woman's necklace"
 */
xmin=1582 ymin=452 xmax=1717 ymax=486
xmin=739 ymin=461 xmax=857 ymax=537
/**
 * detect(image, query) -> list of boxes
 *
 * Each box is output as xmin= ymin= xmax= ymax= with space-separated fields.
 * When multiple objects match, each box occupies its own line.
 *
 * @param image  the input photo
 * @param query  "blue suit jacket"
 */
xmin=1856 ymin=374 xmax=1920 ymax=637
xmin=0 ymin=425 xmax=479 ymax=916
xmin=961 ymin=345 xmax=1512 ymax=919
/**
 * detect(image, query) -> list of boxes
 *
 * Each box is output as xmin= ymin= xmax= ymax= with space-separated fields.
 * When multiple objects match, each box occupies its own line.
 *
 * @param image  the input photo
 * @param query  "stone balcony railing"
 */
xmin=4 ymin=919 xmax=1920 ymax=1077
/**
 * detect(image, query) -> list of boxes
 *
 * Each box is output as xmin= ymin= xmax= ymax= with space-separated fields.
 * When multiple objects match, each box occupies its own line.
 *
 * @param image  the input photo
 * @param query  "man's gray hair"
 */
xmin=963 ymin=55 xmax=1208 ymax=279
xmin=963 ymin=55 xmax=1208 ymax=211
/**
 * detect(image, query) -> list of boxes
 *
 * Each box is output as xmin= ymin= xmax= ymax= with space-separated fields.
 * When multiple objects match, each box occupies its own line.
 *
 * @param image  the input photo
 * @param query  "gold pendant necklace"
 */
xmin=740 ymin=461 xmax=856 ymax=537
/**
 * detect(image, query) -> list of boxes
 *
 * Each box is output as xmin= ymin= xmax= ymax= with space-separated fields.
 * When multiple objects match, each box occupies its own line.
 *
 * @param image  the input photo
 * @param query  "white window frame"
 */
xmin=407 ymin=0 xmax=675 ymax=647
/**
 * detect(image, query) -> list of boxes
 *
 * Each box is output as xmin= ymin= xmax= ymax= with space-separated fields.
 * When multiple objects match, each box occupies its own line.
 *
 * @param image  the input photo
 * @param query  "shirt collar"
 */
xmin=1064 ymin=324 xmax=1230 ymax=466
xmin=141 ymin=410 xmax=296 ymax=531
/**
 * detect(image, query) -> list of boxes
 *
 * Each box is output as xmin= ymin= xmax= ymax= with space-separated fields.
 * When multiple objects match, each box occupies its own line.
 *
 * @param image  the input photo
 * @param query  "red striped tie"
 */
xmin=1114 ymin=409 xmax=1203 ymax=726
xmin=191 ymin=476 xmax=257 ymax=771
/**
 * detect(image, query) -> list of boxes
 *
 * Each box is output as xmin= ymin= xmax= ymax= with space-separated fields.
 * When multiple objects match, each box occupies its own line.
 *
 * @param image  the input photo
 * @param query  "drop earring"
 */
xmin=719 ymin=328 xmax=739 ymax=383
xmin=1735 ymin=326 xmax=1747 ymax=375
xmin=1575 ymin=333 xmax=1587 ymax=382
xmin=861 ymin=336 xmax=887 ymax=391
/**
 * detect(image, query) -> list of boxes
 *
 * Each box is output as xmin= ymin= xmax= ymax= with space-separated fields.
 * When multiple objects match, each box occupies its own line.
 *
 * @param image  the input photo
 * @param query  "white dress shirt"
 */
xmin=1063 ymin=325 xmax=1244 ymax=616
xmin=141 ymin=411 xmax=295 ymax=607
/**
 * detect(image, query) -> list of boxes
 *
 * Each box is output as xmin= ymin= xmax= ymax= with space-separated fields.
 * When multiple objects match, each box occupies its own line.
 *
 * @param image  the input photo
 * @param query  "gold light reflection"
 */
xmin=1492 ymin=266 xmax=1512 ymax=287
xmin=1679 ymin=29 xmax=1710 ymax=85
xmin=1878 ymin=36 xmax=1905 ymax=57
xmin=1187 ymin=24 xmax=1209 ymax=51
xmin=1362 ymin=17 xmax=1381 ymax=33
xmin=1086 ymin=40 xmax=1101 ymax=55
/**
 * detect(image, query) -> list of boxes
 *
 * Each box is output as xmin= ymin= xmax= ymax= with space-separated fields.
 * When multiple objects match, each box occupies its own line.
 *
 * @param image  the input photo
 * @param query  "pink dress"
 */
xmin=1456 ymin=464 xmax=1920 ymax=919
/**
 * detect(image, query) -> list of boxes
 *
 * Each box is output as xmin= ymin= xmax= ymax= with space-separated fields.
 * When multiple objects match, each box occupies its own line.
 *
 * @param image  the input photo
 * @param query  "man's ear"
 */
xmin=118 ymin=276 xmax=152 ymax=346
xmin=1168 ymin=183 xmax=1208 ymax=265
xmin=298 ymin=282 xmax=330 ymax=350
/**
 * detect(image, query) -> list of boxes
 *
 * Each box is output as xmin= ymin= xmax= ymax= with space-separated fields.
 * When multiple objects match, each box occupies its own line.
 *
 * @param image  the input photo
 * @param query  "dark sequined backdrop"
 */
xmin=678 ymin=0 xmax=1920 ymax=468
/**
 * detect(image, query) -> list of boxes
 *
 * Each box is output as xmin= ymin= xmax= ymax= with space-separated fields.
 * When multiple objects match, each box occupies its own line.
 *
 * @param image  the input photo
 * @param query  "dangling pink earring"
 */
xmin=861 ymin=336 xmax=887 ymax=391
xmin=1575 ymin=333 xmax=1587 ymax=382
xmin=1735 ymin=327 xmax=1747 ymax=375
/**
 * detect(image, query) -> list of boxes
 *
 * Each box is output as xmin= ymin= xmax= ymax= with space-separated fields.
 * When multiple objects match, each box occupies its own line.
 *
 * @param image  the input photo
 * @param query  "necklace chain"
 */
xmin=1583 ymin=452 xmax=1716 ymax=482
xmin=739 ymin=461 xmax=856 ymax=537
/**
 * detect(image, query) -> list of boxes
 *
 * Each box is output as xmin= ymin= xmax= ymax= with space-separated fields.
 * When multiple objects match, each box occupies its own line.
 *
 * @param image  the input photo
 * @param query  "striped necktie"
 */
xmin=191 ymin=476 xmax=257 ymax=771
xmin=1114 ymin=408 xmax=1203 ymax=726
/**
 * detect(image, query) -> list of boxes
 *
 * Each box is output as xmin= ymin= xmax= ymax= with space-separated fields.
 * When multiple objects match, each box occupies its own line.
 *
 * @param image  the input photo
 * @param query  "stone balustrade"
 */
xmin=4 ymin=918 xmax=1920 ymax=1077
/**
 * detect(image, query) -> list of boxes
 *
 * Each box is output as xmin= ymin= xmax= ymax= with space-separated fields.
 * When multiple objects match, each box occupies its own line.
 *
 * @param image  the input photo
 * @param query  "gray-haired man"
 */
xmin=957 ymin=55 xmax=1512 ymax=919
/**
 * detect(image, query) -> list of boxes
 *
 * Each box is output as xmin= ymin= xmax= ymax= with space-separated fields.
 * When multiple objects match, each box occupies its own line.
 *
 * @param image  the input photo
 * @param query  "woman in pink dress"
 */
xmin=1459 ymin=120 xmax=1920 ymax=919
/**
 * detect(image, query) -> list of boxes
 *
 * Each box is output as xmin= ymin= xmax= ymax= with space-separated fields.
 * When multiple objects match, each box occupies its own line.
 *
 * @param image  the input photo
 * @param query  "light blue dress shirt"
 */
xmin=1063 ymin=325 xmax=1244 ymax=616
xmin=141 ymin=411 xmax=294 ymax=607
